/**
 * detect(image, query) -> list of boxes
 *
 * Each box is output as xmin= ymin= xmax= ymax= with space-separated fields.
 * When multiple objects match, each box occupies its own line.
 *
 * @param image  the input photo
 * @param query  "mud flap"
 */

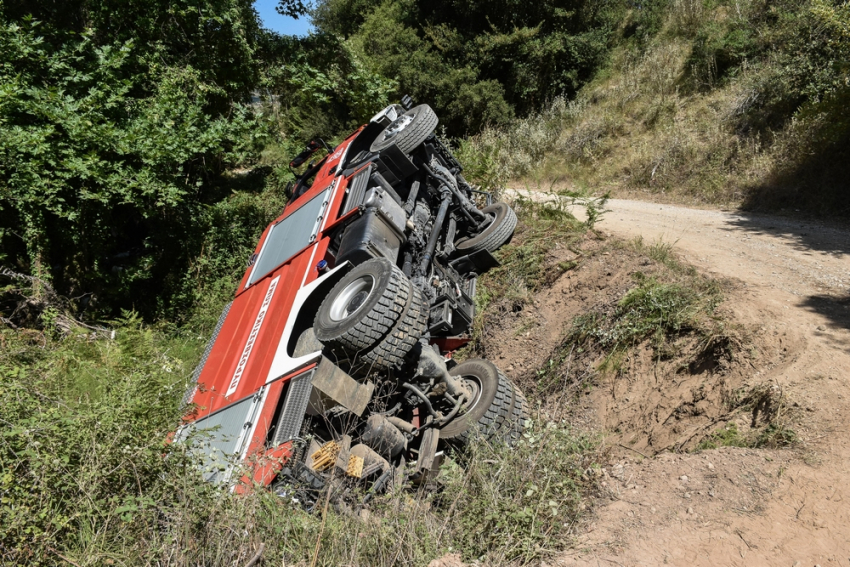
xmin=309 ymin=356 xmax=374 ymax=416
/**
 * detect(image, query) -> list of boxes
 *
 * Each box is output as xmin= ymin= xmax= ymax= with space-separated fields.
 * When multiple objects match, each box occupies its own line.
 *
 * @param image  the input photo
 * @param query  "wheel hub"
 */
xmin=346 ymin=290 xmax=368 ymax=314
xmin=381 ymin=114 xmax=413 ymax=142
xmin=329 ymin=275 xmax=375 ymax=322
xmin=462 ymin=376 xmax=482 ymax=409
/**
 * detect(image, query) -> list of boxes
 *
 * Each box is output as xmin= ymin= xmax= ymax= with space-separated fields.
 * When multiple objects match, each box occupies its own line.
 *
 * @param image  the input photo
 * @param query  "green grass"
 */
xmin=696 ymin=382 xmax=799 ymax=451
xmin=0 ymin=294 xmax=599 ymax=566
xmin=474 ymin=190 xmax=605 ymax=317
xmin=696 ymin=422 xmax=797 ymax=451
xmin=534 ymin=239 xmax=725 ymax=397
xmin=569 ymin=271 xmax=722 ymax=356
xmin=458 ymin=0 xmax=850 ymax=217
xmin=696 ymin=422 xmax=750 ymax=450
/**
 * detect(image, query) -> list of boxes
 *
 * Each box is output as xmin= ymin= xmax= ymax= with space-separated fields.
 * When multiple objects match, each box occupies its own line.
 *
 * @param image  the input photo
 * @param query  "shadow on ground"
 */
xmin=719 ymin=211 xmax=850 ymax=258
xmin=738 ymin=120 xmax=850 ymax=246
xmin=801 ymin=294 xmax=850 ymax=352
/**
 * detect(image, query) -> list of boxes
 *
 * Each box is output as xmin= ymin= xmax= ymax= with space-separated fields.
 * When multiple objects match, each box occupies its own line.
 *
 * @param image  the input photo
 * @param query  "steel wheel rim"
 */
xmin=329 ymin=275 xmax=375 ymax=322
xmin=380 ymin=113 xmax=414 ymax=143
xmin=461 ymin=375 xmax=482 ymax=409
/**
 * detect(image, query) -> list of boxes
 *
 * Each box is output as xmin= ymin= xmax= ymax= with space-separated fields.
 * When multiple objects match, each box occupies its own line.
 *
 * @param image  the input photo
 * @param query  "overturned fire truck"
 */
xmin=177 ymin=98 xmax=528 ymax=504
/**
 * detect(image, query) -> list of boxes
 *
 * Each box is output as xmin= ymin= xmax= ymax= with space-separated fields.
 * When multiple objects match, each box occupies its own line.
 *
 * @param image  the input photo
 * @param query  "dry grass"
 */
xmin=461 ymin=0 xmax=850 ymax=216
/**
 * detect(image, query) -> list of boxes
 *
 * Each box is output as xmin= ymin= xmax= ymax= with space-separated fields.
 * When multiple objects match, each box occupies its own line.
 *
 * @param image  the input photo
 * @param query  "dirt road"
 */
xmin=512 ymin=195 xmax=850 ymax=566
xmin=597 ymin=199 xmax=850 ymax=302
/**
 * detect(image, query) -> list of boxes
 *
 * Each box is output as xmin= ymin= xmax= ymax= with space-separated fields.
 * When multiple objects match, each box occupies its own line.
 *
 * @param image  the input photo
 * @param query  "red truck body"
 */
xmin=180 ymin=129 xmax=362 ymax=484
xmin=177 ymin=102 xmax=526 ymax=496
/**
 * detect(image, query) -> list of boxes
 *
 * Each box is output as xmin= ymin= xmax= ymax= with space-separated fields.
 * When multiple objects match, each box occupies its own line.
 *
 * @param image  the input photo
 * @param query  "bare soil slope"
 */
xmin=486 ymin=195 xmax=850 ymax=565
xmin=573 ymin=200 xmax=850 ymax=565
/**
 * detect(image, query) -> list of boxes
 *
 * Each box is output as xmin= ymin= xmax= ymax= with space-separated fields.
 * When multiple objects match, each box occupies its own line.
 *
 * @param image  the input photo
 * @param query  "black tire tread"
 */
xmin=358 ymin=284 xmax=428 ymax=370
xmin=441 ymin=362 xmax=512 ymax=443
xmin=456 ymin=202 xmax=517 ymax=255
xmin=370 ymin=105 xmax=438 ymax=155
xmin=501 ymin=380 xmax=529 ymax=445
xmin=316 ymin=261 xmax=410 ymax=353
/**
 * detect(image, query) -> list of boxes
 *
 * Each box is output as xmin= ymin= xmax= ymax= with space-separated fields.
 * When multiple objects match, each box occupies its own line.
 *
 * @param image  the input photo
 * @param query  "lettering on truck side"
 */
xmin=226 ymin=276 xmax=280 ymax=397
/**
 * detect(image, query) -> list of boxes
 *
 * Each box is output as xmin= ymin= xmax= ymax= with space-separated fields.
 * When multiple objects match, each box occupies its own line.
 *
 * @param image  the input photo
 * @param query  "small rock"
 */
xmin=816 ymin=325 xmax=825 ymax=331
xmin=650 ymin=507 xmax=656 ymax=513
xmin=680 ymin=475 xmax=689 ymax=482
xmin=707 ymin=463 xmax=714 ymax=470
xmin=687 ymin=507 xmax=694 ymax=515
xmin=684 ymin=492 xmax=692 ymax=499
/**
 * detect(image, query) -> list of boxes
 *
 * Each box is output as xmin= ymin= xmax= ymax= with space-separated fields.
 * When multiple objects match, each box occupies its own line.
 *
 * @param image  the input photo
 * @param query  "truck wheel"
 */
xmin=454 ymin=202 xmax=517 ymax=255
xmin=439 ymin=359 xmax=525 ymax=445
xmin=314 ymin=258 xmax=414 ymax=355
xmin=357 ymin=284 xmax=428 ymax=371
xmin=502 ymin=382 xmax=530 ymax=445
xmin=370 ymin=104 xmax=438 ymax=155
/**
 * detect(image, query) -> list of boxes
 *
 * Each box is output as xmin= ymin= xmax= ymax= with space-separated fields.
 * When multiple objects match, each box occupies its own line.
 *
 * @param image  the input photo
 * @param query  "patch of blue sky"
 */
xmin=254 ymin=0 xmax=314 ymax=36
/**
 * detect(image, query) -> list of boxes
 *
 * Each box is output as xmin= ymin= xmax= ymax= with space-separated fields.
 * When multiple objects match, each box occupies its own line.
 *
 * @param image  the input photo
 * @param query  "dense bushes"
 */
xmin=0 ymin=314 xmax=596 ymax=566
xmin=314 ymin=0 xmax=620 ymax=134
xmin=0 ymin=1 xmax=274 ymax=320
xmin=1 ymin=0 xmax=629 ymax=321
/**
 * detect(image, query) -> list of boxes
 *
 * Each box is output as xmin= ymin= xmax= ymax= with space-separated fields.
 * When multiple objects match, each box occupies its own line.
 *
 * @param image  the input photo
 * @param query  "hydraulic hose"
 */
xmin=422 ymin=162 xmax=487 ymax=226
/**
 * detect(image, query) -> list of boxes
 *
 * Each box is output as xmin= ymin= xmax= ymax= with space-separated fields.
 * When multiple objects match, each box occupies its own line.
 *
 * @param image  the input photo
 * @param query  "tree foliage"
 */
xmin=0 ymin=0 xmax=626 ymax=320
xmin=0 ymin=1 xmax=269 ymax=318
xmin=256 ymin=31 xmax=397 ymax=140
xmin=314 ymin=0 xmax=619 ymax=133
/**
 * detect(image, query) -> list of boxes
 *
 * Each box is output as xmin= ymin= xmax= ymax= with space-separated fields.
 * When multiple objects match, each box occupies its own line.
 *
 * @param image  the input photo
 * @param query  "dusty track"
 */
xmin=511 ymin=195 xmax=850 ymax=566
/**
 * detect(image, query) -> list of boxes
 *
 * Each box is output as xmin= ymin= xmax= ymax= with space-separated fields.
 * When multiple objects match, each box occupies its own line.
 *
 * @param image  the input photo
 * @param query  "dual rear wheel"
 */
xmin=313 ymin=259 xmax=526 ymax=445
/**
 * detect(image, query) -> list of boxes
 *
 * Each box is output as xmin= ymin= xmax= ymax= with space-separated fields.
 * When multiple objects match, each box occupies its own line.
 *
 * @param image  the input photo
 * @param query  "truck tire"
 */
xmin=501 ymin=382 xmax=530 ymax=445
xmin=454 ymin=202 xmax=517 ymax=255
xmin=439 ymin=359 xmax=525 ymax=445
xmin=314 ymin=257 xmax=411 ymax=354
xmin=357 ymin=284 xmax=428 ymax=371
xmin=370 ymin=104 xmax=438 ymax=155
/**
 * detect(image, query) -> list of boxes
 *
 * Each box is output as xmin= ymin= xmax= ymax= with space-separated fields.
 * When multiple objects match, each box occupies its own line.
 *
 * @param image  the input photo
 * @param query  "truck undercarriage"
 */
xmin=177 ymin=99 xmax=527 ymax=505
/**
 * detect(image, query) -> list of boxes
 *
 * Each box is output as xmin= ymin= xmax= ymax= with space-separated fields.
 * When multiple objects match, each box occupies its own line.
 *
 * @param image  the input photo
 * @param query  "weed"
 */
xmin=698 ymin=382 xmax=798 ymax=451
xmin=628 ymin=236 xmax=686 ymax=272
xmin=0 ymin=323 xmax=599 ymax=567
xmin=462 ymin=0 xmax=850 ymax=217
xmin=474 ymin=195 xmax=587 ymax=316
xmin=697 ymin=422 xmax=750 ymax=450
xmin=754 ymin=424 xmax=798 ymax=448
xmin=0 ymin=274 xmax=601 ymax=566
xmin=569 ymin=272 xmax=722 ymax=357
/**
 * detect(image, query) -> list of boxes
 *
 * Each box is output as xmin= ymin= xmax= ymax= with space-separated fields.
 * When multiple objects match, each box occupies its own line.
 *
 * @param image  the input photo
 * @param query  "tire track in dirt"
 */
xmin=509 ymin=193 xmax=850 ymax=565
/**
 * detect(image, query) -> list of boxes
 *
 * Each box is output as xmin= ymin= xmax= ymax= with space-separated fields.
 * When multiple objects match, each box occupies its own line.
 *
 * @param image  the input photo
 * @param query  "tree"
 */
xmin=0 ymin=1 xmax=264 ymax=316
